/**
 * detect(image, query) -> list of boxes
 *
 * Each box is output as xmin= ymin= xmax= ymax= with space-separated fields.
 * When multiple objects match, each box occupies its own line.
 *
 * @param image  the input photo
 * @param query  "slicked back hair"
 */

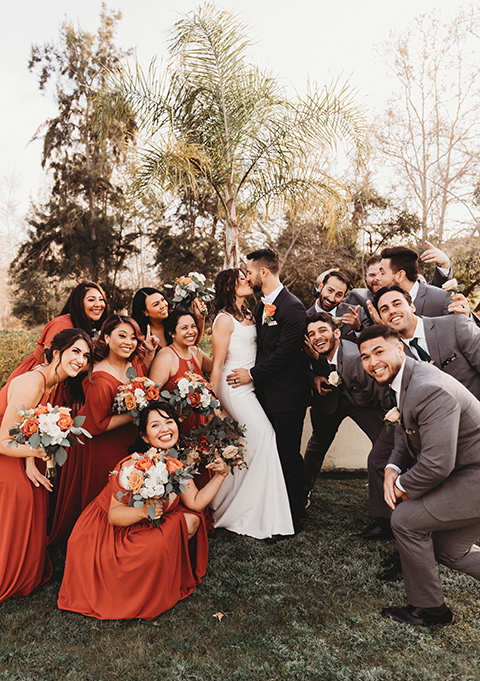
xmin=246 ymin=248 xmax=280 ymax=275
xmin=380 ymin=246 xmax=418 ymax=283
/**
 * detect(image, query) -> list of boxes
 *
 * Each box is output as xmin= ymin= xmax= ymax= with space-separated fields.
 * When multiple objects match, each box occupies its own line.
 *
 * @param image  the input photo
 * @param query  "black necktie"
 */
xmin=389 ymin=387 xmax=397 ymax=408
xmin=410 ymin=338 xmax=431 ymax=363
xmin=329 ymin=363 xmax=337 ymax=372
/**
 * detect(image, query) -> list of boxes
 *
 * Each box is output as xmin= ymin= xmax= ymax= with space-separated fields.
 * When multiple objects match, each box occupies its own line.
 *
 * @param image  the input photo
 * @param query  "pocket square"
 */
xmin=441 ymin=353 xmax=457 ymax=368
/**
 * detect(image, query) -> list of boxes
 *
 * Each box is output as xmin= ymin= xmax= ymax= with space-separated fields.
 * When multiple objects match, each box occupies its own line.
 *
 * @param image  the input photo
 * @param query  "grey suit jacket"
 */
xmin=388 ymin=358 xmax=480 ymax=521
xmin=403 ymin=314 xmax=480 ymax=400
xmin=306 ymin=301 xmax=368 ymax=341
xmin=311 ymin=339 xmax=389 ymax=415
xmin=413 ymin=281 xmax=453 ymax=317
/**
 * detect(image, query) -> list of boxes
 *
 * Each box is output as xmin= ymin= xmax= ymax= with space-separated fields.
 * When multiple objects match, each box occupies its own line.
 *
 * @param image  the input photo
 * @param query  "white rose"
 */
xmin=222 ymin=445 xmax=238 ymax=460
xmin=134 ymin=388 xmax=148 ymax=409
xmin=442 ymin=278 xmax=458 ymax=292
xmin=177 ymin=378 xmax=190 ymax=397
xmin=328 ymin=371 xmax=342 ymax=387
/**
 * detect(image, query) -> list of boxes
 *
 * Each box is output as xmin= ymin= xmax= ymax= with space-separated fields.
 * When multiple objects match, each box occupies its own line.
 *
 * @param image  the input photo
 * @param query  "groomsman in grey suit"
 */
xmin=375 ymin=245 xmax=470 ymax=319
xmin=359 ymin=324 xmax=480 ymax=626
xmin=306 ymin=271 xmax=367 ymax=341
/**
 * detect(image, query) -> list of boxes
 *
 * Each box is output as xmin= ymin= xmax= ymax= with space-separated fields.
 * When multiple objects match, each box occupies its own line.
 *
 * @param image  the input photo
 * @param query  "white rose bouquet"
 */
xmin=8 ymin=404 xmax=91 ymax=479
xmin=169 ymin=272 xmax=214 ymax=315
xmin=117 ymin=447 xmax=195 ymax=527
xmin=161 ymin=371 xmax=220 ymax=418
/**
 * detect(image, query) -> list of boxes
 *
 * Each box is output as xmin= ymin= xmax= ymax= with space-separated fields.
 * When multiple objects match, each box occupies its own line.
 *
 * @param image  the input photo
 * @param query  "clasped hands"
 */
xmin=384 ymin=467 xmax=409 ymax=510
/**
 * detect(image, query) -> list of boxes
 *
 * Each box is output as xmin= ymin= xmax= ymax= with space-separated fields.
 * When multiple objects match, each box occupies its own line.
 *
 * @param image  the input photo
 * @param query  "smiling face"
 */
xmin=235 ymin=271 xmax=253 ymax=298
xmin=306 ymin=320 xmax=340 ymax=359
xmin=377 ymin=290 xmax=417 ymax=338
xmin=360 ymin=336 xmax=405 ymax=385
xmin=318 ymin=276 xmax=347 ymax=312
xmin=144 ymin=292 xmax=169 ymax=322
xmin=83 ymin=288 xmax=106 ymax=323
xmin=172 ymin=315 xmax=198 ymax=348
xmin=105 ymin=323 xmax=138 ymax=360
xmin=144 ymin=408 xmax=179 ymax=450
xmin=55 ymin=339 xmax=91 ymax=378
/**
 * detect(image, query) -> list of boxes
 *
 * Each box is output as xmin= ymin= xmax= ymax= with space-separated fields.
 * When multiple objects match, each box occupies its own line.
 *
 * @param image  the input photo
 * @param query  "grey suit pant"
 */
xmin=391 ymin=498 xmax=480 ymax=607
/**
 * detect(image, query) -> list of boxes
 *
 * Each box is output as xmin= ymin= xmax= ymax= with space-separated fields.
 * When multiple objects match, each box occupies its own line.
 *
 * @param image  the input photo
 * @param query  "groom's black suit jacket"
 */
xmin=250 ymin=286 xmax=310 ymax=413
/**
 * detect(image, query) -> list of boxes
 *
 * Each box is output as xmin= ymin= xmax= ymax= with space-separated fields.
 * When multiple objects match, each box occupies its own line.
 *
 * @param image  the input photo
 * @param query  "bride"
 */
xmin=209 ymin=268 xmax=294 ymax=539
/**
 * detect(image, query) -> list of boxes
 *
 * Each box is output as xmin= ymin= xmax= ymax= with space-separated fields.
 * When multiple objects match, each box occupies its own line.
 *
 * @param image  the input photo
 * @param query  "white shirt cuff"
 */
xmin=385 ymin=463 xmax=401 ymax=474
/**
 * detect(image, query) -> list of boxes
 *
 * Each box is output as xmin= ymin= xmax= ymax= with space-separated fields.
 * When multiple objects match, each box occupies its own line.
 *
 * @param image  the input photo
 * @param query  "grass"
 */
xmin=0 ymin=330 xmax=37 ymax=388
xmin=1 ymin=472 xmax=479 ymax=681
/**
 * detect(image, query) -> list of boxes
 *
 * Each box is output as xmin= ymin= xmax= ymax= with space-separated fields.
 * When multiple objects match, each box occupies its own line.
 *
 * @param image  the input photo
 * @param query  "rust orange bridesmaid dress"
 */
xmin=57 ymin=457 xmax=208 ymax=620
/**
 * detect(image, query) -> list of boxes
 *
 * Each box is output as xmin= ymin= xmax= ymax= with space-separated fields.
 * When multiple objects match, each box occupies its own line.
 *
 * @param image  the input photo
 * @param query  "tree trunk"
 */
xmin=223 ymin=185 xmax=238 ymax=268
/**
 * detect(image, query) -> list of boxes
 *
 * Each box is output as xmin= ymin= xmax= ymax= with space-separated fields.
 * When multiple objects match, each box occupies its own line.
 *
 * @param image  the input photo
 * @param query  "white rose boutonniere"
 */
xmin=383 ymin=406 xmax=401 ymax=432
xmin=328 ymin=371 xmax=342 ymax=387
xmin=442 ymin=278 xmax=464 ymax=294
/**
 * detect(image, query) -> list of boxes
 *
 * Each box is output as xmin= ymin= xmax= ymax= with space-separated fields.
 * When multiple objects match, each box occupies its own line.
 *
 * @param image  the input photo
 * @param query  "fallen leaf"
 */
xmin=212 ymin=612 xmax=224 ymax=621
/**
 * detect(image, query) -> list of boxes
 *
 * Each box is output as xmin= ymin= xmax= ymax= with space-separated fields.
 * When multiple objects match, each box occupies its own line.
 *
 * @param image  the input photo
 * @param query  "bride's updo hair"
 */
xmin=127 ymin=401 xmax=181 ymax=455
xmin=211 ymin=269 xmax=252 ymax=322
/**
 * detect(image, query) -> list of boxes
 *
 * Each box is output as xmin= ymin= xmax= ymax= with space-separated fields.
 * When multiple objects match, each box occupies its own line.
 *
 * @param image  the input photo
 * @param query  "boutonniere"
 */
xmin=383 ymin=407 xmax=400 ymax=432
xmin=332 ymin=317 xmax=344 ymax=328
xmin=327 ymin=371 xmax=342 ymax=387
xmin=442 ymin=278 xmax=464 ymax=295
xmin=264 ymin=303 xmax=277 ymax=325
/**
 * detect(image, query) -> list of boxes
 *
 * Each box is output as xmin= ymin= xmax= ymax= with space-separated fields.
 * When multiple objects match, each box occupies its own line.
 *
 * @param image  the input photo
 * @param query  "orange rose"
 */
xmin=186 ymin=391 xmax=201 ymax=407
xmin=57 ymin=413 xmax=74 ymax=430
xmin=197 ymin=435 xmax=211 ymax=452
xmin=124 ymin=393 xmax=137 ymax=410
xmin=21 ymin=418 xmax=39 ymax=437
xmin=135 ymin=457 xmax=155 ymax=472
xmin=145 ymin=386 xmax=159 ymax=401
xmin=128 ymin=470 xmax=144 ymax=493
xmin=57 ymin=407 xmax=71 ymax=415
xmin=165 ymin=456 xmax=183 ymax=473
xmin=34 ymin=405 xmax=49 ymax=416
xmin=264 ymin=303 xmax=276 ymax=318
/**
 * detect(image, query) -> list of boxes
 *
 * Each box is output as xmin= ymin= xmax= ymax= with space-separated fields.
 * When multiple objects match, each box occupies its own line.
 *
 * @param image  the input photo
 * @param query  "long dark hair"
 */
xmin=163 ymin=309 xmax=198 ymax=346
xmin=127 ymin=401 xmax=180 ymax=454
xmin=44 ymin=328 xmax=95 ymax=404
xmin=211 ymin=268 xmax=252 ymax=322
xmin=59 ymin=282 xmax=108 ymax=332
xmin=94 ymin=315 xmax=146 ymax=362
xmin=131 ymin=287 xmax=167 ymax=336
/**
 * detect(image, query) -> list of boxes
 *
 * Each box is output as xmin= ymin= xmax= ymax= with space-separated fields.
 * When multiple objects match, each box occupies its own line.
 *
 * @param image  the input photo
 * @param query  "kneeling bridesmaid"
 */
xmin=57 ymin=402 xmax=228 ymax=620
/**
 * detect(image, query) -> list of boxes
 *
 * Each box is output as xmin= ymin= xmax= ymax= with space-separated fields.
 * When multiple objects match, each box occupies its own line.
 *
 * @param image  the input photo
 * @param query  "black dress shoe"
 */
xmin=381 ymin=604 xmax=454 ymax=626
xmin=378 ymin=562 xmax=403 ymax=582
xmin=350 ymin=521 xmax=393 ymax=540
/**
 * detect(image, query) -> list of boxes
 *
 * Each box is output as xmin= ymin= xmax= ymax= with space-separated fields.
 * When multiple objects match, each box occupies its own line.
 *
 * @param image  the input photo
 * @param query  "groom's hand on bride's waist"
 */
xmin=226 ymin=368 xmax=252 ymax=388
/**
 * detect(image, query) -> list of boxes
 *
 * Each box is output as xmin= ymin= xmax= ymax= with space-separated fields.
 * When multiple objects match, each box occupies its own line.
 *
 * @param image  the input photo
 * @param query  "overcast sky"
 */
xmin=1 ymin=0 xmax=469 ymax=219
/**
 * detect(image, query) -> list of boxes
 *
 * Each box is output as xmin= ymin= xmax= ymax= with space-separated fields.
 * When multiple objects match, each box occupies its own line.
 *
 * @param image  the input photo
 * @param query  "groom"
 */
xmin=226 ymin=248 xmax=310 ymax=531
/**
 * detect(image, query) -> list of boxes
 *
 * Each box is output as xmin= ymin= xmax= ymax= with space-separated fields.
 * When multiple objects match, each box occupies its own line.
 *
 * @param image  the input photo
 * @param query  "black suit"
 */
xmin=250 ymin=286 xmax=310 ymax=528
xmin=305 ymin=340 xmax=392 ymax=495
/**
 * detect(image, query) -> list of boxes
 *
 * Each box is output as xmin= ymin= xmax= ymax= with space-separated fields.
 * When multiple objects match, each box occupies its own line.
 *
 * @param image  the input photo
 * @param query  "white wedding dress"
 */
xmin=210 ymin=313 xmax=294 ymax=538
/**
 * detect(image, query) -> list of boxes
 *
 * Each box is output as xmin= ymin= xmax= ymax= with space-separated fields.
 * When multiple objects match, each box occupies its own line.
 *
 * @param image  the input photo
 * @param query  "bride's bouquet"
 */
xmin=113 ymin=367 xmax=161 ymax=426
xmin=8 ymin=404 xmax=91 ymax=479
xmin=117 ymin=447 xmax=195 ymax=527
xmin=160 ymin=371 xmax=220 ymax=419
xmin=168 ymin=272 xmax=214 ymax=315
xmin=183 ymin=415 xmax=249 ymax=474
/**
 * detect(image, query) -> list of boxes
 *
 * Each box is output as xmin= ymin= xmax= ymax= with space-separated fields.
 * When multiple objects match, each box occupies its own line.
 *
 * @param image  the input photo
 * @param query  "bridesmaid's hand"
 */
xmin=206 ymin=457 xmax=229 ymax=478
xmin=193 ymin=298 xmax=208 ymax=318
xmin=25 ymin=457 xmax=53 ymax=492
xmin=143 ymin=498 xmax=163 ymax=521
xmin=144 ymin=324 xmax=160 ymax=353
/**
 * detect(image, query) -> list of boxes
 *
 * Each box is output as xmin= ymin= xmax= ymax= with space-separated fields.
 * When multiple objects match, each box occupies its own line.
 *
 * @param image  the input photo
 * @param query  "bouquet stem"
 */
xmin=45 ymin=457 xmax=57 ymax=479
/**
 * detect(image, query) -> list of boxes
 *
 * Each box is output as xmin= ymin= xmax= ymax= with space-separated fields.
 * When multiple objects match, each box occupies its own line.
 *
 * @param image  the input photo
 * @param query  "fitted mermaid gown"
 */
xmin=210 ymin=313 xmax=294 ymax=539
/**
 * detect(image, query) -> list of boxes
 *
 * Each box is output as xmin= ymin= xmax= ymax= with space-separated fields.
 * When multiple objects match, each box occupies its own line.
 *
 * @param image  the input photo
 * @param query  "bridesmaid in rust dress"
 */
xmin=0 ymin=329 xmax=93 ymax=603
xmin=49 ymin=315 xmax=154 ymax=547
xmin=149 ymin=309 xmax=213 ymax=434
xmin=9 ymin=282 xmax=107 ymax=409
xmin=58 ymin=401 xmax=228 ymax=620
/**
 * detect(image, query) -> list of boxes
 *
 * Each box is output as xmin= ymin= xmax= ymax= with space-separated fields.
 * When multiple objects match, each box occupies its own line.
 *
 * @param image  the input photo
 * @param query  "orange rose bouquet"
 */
xmin=160 ymin=371 xmax=220 ymax=418
xmin=169 ymin=272 xmax=214 ymax=315
xmin=116 ymin=446 xmax=195 ymax=527
xmin=8 ymin=404 xmax=91 ymax=479
xmin=113 ymin=367 xmax=161 ymax=426
xmin=183 ymin=415 xmax=248 ymax=474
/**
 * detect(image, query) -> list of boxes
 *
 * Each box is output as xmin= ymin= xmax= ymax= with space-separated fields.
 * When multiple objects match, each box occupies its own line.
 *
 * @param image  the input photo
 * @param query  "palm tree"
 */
xmin=99 ymin=3 xmax=368 ymax=267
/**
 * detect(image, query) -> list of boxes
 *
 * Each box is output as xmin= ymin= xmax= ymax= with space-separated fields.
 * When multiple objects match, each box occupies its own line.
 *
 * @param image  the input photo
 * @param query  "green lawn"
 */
xmin=1 ymin=472 xmax=479 ymax=681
